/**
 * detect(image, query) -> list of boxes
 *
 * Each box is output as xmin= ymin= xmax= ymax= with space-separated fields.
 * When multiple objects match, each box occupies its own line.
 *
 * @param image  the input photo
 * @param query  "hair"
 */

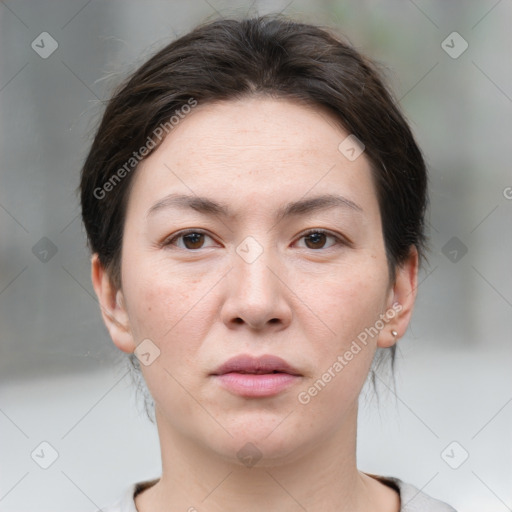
xmin=79 ymin=14 xmax=428 ymax=420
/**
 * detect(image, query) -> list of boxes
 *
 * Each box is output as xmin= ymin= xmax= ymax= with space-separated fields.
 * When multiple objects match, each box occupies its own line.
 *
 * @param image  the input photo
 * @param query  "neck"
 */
xmin=135 ymin=403 xmax=397 ymax=512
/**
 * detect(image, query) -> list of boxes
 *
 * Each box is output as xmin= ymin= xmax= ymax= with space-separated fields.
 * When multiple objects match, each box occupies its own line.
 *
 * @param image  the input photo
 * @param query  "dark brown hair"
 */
xmin=80 ymin=14 xmax=428 ymax=400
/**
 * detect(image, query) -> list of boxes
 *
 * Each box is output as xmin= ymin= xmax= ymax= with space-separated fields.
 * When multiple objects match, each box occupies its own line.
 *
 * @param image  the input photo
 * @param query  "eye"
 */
xmin=162 ymin=228 xmax=347 ymax=251
xmin=295 ymin=229 xmax=345 ymax=250
xmin=163 ymin=230 xmax=217 ymax=250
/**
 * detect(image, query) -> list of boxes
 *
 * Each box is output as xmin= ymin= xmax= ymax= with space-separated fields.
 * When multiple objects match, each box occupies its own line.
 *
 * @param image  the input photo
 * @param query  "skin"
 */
xmin=91 ymin=96 xmax=418 ymax=512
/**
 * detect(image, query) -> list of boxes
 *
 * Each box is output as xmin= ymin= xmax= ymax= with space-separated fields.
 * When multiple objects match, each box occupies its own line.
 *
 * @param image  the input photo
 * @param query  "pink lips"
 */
xmin=211 ymin=354 xmax=302 ymax=398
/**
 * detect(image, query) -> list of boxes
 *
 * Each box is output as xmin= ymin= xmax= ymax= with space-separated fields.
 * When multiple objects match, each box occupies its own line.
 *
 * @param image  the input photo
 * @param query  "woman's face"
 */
xmin=94 ymin=97 xmax=416 ymax=465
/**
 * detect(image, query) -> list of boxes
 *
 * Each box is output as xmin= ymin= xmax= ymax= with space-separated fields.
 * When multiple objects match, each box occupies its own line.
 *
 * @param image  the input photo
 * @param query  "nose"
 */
xmin=220 ymin=242 xmax=292 ymax=332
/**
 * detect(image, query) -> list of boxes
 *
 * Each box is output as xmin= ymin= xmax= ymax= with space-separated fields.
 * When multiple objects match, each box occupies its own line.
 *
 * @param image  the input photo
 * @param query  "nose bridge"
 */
xmin=234 ymin=234 xmax=278 ymax=300
xmin=222 ymin=233 xmax=290 ymax=329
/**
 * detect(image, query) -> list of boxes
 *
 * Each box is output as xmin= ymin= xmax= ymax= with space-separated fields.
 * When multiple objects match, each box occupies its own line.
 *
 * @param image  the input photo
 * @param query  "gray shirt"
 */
xmin=101 ymin=475 xmax=457 ymax=511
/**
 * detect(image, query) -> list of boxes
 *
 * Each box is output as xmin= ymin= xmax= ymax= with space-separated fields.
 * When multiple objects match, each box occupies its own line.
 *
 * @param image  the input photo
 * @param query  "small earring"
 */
xmin=391 ymin=330 xmax=398 ymax=338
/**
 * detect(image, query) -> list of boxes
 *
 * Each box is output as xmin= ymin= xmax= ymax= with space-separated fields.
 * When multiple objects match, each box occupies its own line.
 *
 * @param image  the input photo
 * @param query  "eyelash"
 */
xmin=162 ymin=228 xmax=348 ymax=251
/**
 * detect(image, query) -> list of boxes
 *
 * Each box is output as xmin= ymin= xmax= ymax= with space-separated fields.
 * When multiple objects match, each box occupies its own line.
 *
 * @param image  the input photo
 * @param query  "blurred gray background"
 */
xmin=1 ymin=1 xmax=511 ymax=511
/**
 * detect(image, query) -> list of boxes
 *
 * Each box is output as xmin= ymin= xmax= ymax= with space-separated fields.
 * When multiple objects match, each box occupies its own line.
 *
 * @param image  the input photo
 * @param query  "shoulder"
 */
xmin=366 ymin=473 xmax=458 ymax=512
xmin=100 ymin=479 xmax=159 ymax=512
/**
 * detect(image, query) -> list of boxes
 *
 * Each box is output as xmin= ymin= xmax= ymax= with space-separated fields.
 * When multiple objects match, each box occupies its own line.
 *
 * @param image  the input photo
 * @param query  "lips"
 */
xmin=211 ymin=354 xmax=302 ymax=398
xmin=211 ymin=354 xmax=302 ymax=376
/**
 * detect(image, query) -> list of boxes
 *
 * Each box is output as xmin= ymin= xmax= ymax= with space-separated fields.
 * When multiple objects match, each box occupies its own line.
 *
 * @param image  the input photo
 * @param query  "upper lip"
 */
xmin=211 ymin=354 xmax=302 ymax=376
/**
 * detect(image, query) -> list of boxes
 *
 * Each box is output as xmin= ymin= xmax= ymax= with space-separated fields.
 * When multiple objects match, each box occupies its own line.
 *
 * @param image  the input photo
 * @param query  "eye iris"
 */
xmin=305 ymin=232 xmax=326 ymax=249
xmin=183 ymin=233 xmax=204 ymax=249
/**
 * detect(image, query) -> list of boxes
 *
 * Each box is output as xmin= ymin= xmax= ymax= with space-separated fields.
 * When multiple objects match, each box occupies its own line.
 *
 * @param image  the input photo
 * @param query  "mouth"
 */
xmin=212 ymin=354 xmax=302 ymax=376
xmin=211 ymin=354 xmax=302 ymax=398
xmin=228 ymin=369 xmax=289 ymax=374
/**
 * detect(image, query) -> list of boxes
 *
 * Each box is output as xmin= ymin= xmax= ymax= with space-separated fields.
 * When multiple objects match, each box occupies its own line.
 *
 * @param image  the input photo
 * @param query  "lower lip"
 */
xmin=214 ymin=372 xmax=300 ymax=397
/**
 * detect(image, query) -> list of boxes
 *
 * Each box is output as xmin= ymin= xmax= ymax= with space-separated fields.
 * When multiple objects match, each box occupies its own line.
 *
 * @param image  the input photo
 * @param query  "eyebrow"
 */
xmin=146 ymin=192 xmax=363 ymax=222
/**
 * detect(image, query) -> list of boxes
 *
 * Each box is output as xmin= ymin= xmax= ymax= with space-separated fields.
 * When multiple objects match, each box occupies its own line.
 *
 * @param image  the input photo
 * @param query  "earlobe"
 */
xmin=377 ymin=247 xmax=419 ymax=349
xmin=90 ymin=254 xmax=136 ymax=353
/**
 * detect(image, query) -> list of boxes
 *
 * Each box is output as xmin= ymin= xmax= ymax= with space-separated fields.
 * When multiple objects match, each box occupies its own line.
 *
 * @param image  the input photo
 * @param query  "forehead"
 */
xmin=155 ymin=97 xmax=349 ymax=165
xmin=128 ymin=96 xmax=378 ymax=219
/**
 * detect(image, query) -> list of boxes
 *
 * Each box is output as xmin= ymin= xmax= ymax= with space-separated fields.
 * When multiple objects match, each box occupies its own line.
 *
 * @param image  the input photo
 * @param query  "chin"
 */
xmin=201 ymin=416 xmax=312 ymax=468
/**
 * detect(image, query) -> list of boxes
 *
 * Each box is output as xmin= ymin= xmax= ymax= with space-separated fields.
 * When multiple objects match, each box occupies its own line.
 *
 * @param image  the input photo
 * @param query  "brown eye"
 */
xmin=164 ymin=230 xmax=216 ymax=250
xmin=298 ymin=230 xmax=342 ymax=250
xmin=181 ymin=232 xmax=205 ymax=250
xmin=306 ymin=232 xmax=327 ymax=249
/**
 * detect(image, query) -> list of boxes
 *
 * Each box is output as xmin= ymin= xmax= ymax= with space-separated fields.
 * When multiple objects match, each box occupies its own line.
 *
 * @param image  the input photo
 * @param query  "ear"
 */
xmin=377 ymin=246 xmax=419 ymax=349
xmin=90 ymin=253 xmax=136 ymax=353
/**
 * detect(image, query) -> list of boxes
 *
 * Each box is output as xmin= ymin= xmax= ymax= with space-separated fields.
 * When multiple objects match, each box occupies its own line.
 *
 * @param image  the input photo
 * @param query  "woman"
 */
xmin=80 ymin=14 xmax=457 ymax=512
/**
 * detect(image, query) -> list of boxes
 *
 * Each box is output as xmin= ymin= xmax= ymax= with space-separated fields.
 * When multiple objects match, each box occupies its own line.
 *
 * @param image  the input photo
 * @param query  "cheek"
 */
xmin=122 ymin=259 xmax=230 ymax=405
xmin=126 ymin=272 xmax=207 ymax=346
xmin=296 ymin=259 xmax=390 ymax=343
xmin=292 ymin=267 xmax=388 ymax=423
xmin=121 ymin=239 xmax=205 ymax=333
xmin=125 ymin=272 xmax=212 ymax=411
